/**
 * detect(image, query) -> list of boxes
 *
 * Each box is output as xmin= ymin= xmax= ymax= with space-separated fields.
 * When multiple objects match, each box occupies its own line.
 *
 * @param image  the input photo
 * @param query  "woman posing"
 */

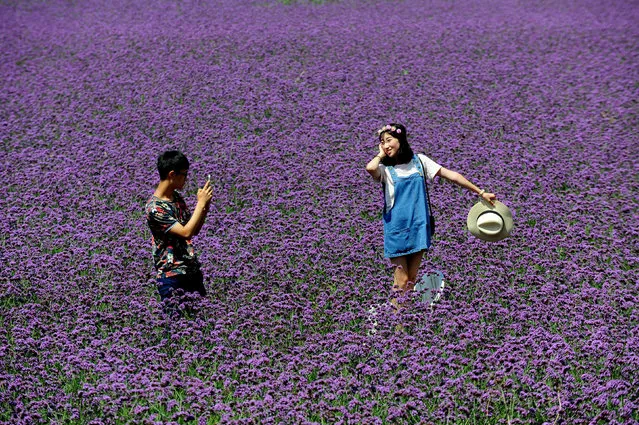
xmin=366 ymin=124 xmax=496 ymax=296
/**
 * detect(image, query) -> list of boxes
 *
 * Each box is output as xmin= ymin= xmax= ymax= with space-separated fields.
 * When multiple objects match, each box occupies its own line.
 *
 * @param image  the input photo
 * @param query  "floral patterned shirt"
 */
xmin=145 ymin=192 xmax=200 ymax=279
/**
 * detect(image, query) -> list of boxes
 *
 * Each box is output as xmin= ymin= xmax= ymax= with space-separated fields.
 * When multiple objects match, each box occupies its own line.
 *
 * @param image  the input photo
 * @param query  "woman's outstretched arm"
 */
xmin=436 ymin=167 xmax=496 ymax=205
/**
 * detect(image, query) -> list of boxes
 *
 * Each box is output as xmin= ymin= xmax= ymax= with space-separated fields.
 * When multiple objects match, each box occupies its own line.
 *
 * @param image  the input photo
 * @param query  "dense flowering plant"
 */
xmin=1 ymin=0 xmax=638 ymax=424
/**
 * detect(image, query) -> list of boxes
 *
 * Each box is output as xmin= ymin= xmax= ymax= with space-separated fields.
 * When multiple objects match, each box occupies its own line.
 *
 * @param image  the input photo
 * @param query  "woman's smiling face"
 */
xmin=380 ymin=132 xmax=400 ymax=158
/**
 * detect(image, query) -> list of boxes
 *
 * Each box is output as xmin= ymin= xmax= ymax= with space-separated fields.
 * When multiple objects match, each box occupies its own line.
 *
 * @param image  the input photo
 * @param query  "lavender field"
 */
xmin=1 ymin=0 xmax=638 ymax=423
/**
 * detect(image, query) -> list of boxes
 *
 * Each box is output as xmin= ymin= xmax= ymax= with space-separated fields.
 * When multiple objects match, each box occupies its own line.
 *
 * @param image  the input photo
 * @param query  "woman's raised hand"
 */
xmin=378 ymin=142 xmax=386 ymax=158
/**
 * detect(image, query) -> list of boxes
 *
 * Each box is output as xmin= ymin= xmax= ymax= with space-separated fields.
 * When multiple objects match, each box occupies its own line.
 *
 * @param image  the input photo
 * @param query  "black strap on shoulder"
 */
xmin=416 ymin=154 xmax=433 ymax=213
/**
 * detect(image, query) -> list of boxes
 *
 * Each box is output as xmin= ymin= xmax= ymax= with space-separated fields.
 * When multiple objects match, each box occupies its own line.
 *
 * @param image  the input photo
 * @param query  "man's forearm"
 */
xmin=178 ymin=203 xmax=207 ymax=239
xmin=192 ymin=205 xmax=209 ymax=236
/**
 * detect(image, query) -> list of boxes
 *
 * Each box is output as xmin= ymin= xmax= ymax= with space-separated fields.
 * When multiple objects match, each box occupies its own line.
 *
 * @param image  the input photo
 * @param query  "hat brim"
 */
xmin=467 ymin=200 xmax=513 ymax=242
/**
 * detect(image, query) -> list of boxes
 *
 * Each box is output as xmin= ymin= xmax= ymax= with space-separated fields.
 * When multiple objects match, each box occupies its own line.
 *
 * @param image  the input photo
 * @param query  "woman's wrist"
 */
xmin=376 ymin=154 xmax=385 ymax=160
xmin=478 ymin=189 xmax=485 ymax=197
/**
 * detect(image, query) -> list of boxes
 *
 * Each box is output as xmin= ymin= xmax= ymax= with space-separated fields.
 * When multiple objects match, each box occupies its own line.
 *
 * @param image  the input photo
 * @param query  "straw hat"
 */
xmin=467 ymin=200 xmax=513 ymax=241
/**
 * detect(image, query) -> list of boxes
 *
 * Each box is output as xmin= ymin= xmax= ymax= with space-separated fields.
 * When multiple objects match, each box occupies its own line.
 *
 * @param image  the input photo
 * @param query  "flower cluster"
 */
xmin=377 ymin=124 xmax=401 ymax=135
xmin=1 ymin=0 xmax=637 ymax=424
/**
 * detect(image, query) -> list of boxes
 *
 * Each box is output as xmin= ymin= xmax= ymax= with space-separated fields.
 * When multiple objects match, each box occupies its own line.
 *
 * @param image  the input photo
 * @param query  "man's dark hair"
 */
xmin=157 ymin=150 xmax=190 ymax=180
xmin=379 ymin=123 xmax=414 ymax=166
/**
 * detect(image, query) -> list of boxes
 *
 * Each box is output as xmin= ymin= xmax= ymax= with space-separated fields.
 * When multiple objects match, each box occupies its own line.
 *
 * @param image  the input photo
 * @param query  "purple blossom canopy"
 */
xmin=1 ymin=0 xmax=638 ymax=423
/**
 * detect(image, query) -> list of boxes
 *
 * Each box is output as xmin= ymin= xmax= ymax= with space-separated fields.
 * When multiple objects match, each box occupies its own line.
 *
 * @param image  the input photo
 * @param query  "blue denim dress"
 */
xmin=383 ymin=155 xmax=432 ymax=258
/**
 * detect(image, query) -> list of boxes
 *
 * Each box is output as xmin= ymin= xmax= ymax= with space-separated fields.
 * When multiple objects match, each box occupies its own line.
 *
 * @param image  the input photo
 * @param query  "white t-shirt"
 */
xmin=378 ymin=154 xmax=442 ymax=212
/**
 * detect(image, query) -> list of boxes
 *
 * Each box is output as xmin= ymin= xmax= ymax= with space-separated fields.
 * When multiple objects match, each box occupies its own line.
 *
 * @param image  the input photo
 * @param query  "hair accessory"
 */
xmin=377 ymin=125 xmax=398 ymax=135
